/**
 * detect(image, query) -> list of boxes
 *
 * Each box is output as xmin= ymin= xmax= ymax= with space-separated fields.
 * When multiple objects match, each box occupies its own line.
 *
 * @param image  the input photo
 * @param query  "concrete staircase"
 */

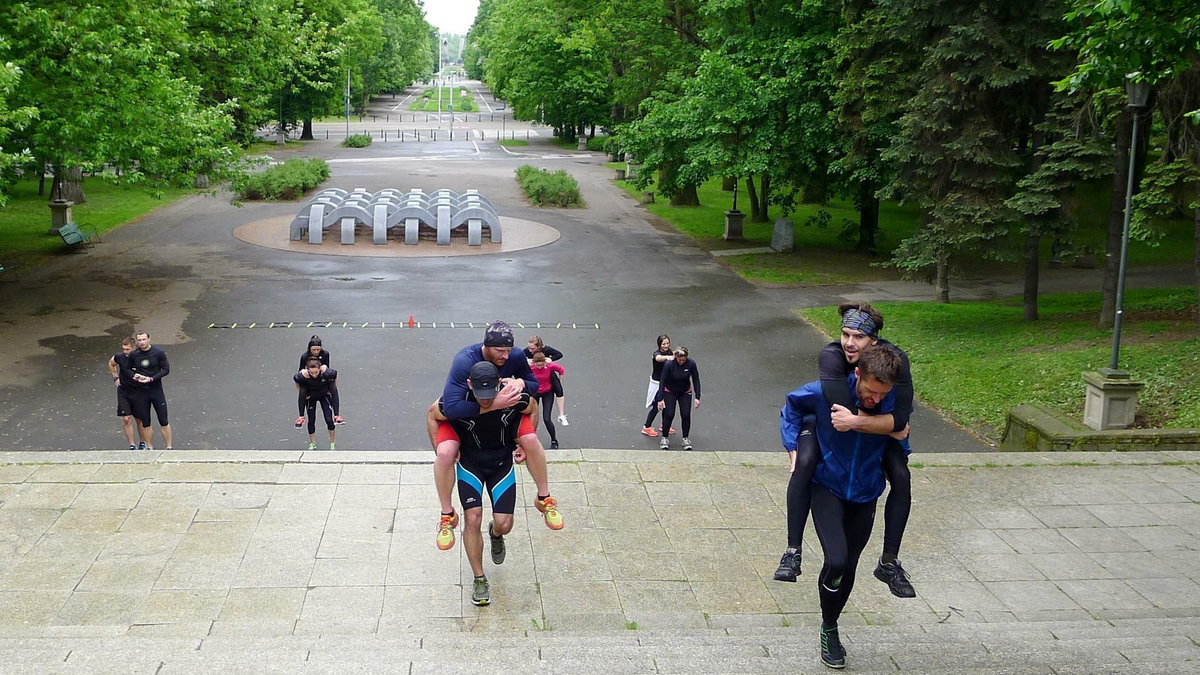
xmin=3 ymin=618 xmax=1196 ymax=673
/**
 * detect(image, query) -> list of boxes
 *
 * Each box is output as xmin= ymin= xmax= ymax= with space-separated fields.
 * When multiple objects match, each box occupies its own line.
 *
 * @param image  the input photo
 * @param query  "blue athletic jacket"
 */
xmin=780 ymin=374 xmax=903 ymax=503
xmin=441 ymin=343 xmax=539 ymax=419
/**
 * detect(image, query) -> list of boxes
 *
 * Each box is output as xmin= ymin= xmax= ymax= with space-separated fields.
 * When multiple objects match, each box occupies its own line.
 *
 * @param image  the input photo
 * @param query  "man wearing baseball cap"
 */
xmin=430 ymin=360 xmax=537 ymax=606
xmin=427 ymin=321 xmax=563 ymax=552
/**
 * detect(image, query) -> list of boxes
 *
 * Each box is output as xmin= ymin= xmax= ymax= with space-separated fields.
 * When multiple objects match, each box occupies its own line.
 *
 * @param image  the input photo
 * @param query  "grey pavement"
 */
xmin=0 ymin=104 xmax=991 ymax=453
xmin=0 ymin=449 xmax=1195 ymax=672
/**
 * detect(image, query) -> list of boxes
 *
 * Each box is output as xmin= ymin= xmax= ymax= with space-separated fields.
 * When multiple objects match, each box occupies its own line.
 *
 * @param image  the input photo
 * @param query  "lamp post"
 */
xmin=1103 ymin=77 xmax=1152 ymax=378
xmin=344 ymin=68 xmax=351 ymax=142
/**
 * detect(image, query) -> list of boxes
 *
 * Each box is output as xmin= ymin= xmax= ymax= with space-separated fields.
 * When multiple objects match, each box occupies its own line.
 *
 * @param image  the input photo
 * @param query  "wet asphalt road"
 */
xmin=0 ymin=134 xmax=987 ymax=453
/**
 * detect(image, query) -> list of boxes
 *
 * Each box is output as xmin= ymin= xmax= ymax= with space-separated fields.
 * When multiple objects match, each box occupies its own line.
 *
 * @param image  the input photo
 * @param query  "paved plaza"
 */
xmin=0 ymin=449 xmax=1195 ymax=672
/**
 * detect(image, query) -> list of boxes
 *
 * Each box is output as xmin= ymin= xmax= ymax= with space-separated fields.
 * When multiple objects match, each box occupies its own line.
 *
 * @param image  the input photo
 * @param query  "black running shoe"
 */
xmin=489 ymin=522 xmax=506 ymax=565
xmin=773 ymin=550 xmax=801 ymax=582
xmin=874 ymin=558 xmax=916 ymax=598
xmin=820 ymin=626 xmax=846 ymax=669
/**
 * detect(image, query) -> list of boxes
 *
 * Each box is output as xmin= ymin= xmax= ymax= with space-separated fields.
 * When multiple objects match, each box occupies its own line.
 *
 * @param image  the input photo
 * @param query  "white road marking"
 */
xmin=390 ymin=93 xmax=416 ymax=111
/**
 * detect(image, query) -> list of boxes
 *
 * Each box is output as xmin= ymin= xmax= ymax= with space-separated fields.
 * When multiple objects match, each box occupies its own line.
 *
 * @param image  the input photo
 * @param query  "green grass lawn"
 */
xmin=408 ymin=87 xmax=477 ymax=113
xmin=499 ymin=139 xmax=529 ymax=147
xmin=242 ymin=140 xmax=306 ymax=156
xmin=801 ymin=288 xmax=1200 ymax=441
xmin=0 ymin=178 xmax=194 ymax=264
xmin=617 ymin=175 xmax=1193 ymax=284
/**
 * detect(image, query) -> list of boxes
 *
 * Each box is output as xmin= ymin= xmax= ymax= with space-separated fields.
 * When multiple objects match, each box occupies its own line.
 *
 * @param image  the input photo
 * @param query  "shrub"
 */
xmin=515 ymin=165 xmax=582 ymax=207
xmin=587 ymin=136 xmax=614 ymax=152
xmin=233 ymin=158 xmax=330 ymax=201
xmin=343 ymin=133 xmax=372 ymax=148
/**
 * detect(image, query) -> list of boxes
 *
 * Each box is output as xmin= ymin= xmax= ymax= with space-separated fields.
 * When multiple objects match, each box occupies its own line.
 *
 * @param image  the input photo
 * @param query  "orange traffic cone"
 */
xmin=407 ymin=315 xmax=416 ymax=327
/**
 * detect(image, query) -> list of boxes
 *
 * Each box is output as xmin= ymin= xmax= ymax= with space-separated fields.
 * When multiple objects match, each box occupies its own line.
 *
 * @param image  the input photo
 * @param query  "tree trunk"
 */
xmin=935 ymin=249 xmax=950 ymax=303
xmin=670 ymin=183 xmax=700 ymax=206
xmin=755 ymin=175 xmax=771 ymax=223
xmin=300 ymin=117 xmax=315 ymax=141
xmin=38 ymin=167 xmax=46 ymax=197
xmin=54 ymin=165 xmax=87 ymax=203
xmin=1023 ymin=233 xmax=1040 ymax=321
xmin=857 ymin=183 xmax=879 ymax=251
xmin=745 ymin=177 xmax=761 ymax=222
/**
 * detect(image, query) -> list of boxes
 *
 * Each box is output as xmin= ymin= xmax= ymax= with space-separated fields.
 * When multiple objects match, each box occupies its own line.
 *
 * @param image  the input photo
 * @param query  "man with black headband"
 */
xmin=426 ymin=321 xmax=563 ymax=551
xmin=774 ymin=302 xmax=918 ymax=600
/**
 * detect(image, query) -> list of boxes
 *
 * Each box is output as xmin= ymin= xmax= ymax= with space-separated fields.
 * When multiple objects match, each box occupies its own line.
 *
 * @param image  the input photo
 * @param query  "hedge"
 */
xmin=234 ymin=158 xmax=330 ymax=201
xmin=515 ymin=165 xmax=582 ymax=207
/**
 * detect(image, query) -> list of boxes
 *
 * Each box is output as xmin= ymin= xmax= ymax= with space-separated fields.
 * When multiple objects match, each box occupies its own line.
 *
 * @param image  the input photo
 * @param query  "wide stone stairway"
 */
xmin=0 ymin=449 xmax=1195 ymax=672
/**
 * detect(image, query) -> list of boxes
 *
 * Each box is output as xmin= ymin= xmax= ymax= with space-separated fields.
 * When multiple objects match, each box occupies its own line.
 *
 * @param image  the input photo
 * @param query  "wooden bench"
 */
xmin=58 ymin=222 xmax=100 ymax=249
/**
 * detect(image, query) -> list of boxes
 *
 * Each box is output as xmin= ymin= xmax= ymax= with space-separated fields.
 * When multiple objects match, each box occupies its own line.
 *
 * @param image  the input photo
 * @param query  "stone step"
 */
xmin=0 ymin=619 xmax=1194 ymax=673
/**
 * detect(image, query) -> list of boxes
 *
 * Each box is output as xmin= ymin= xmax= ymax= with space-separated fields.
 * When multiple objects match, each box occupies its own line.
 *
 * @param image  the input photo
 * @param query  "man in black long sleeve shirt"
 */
xmin=125 ymin=330 xmax=173 ymax=450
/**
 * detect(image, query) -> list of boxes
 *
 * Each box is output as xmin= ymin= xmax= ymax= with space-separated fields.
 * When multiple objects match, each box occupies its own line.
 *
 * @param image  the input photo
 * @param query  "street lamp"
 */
xmin=1103 ymin=76 xmax=1152 ymax=378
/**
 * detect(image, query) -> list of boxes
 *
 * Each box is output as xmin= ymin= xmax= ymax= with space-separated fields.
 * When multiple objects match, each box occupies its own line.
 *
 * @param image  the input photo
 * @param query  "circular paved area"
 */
xmin=233 ymin=215 xmax=559 ymax=257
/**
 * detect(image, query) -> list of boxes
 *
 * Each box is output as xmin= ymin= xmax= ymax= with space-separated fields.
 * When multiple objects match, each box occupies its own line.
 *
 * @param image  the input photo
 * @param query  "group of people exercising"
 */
xmin=105 ymin=303 xmax=916 ymax=668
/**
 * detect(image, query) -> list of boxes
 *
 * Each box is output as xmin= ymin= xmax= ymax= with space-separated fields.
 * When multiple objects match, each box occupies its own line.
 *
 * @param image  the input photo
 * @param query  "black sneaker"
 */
xmin=874 ymin=558 xmax=916 ymax=598
xmin=820 ymin=626 xmax=846 ymax=669
xmin=550 ymin=439 xmax=559 ymax=449
xmin=773 ymin=550 xmax=801 ymax=582
xmin=137 ymin=442 xmax=147 ymax=450
xmin=489 ymin=522 xmax=506 ymax=565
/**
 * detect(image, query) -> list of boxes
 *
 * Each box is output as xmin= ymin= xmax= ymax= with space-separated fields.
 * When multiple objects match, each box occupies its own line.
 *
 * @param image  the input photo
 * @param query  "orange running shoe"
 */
xmin=436 ymin=510 xmax=459 ymax=550
xmin=640 ymin=426 xmax=659 ymax=437
xmin=534 ymin=496 xmax=564 ymax=530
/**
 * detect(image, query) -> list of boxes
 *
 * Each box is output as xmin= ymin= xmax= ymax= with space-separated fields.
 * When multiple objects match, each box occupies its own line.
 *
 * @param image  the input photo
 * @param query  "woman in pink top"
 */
xmin=530 ymin=353 xmax=566 ymax=449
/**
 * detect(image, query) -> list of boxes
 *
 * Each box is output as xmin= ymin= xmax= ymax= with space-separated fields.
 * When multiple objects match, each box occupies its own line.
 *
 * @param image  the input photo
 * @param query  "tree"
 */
xmin=1006 ymin=93 xmax=1111 ymax=319
xmin=831 ymin=0 xmax=913 ymax=251
xmin=882 ymin=0 xmax=1054 ymax=303
xmin=1053 ymin=0 xmax=1200 ymax=324
xmin=0 ymin=54 xmax=38 ymax=206
xmin=177 ymin=0 xmax=292 ymax=145
xmin=1 ymin=0 xmax=239 ymax=201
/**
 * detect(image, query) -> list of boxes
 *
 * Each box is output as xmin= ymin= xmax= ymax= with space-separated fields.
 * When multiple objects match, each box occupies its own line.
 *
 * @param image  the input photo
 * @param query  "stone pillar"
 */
xmin=577 ymin=137 xmax=588 ymax=151
xmin=639 ymin=191 xmax=655 ymax=205
xmin=770 ymin=218 xmax=794 ymax=252
xmin=49 ymin=200 xmax=74 ymax=233
xmin=614 ymin=168 xmax=626 ymax=180
xmin=1082 ymin=371 xmax=1145 ymax=430
xmin=723 ymin=209 xmax=745 ymax=241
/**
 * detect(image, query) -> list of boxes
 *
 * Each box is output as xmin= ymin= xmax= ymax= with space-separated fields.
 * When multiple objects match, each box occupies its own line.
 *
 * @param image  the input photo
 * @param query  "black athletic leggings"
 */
xmin=304 ymin=397 xmax=335 ymax=433
xmin=811 ymin=483 xmax=876 ymax=627
xmin=659 ymin=390 xmax=692 ymax=437
xmin=785 ymin=417 xmax=911 ymax=557
xmin=537 ymin=391 xmax=557 ymax=442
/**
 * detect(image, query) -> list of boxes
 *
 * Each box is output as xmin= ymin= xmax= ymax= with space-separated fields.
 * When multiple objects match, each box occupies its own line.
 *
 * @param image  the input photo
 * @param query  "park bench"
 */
xmin=58 ymin=222 xmax=100 ymax=249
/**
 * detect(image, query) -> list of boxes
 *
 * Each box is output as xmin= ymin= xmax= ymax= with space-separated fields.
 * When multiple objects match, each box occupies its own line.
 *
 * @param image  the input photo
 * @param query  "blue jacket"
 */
xmin=780 ymin=374 xmax=903 ymax=503
xmin=441 ymin=343 xmax=539 ymax=419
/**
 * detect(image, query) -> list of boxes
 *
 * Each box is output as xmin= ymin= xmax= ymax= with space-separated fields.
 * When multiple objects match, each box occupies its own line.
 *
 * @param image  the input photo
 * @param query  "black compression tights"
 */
xmin=659 ymin=391 xmax=692 ymax=437
xmin=785 ymin=418 xmax=911 ymax=558
xmin=305 ymin=398 xmax=334 ymax=433
xmin=537 ymin=391 xmax=557 ymax=442
xmin=811 ymin=483 xmax=876 ymax=627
